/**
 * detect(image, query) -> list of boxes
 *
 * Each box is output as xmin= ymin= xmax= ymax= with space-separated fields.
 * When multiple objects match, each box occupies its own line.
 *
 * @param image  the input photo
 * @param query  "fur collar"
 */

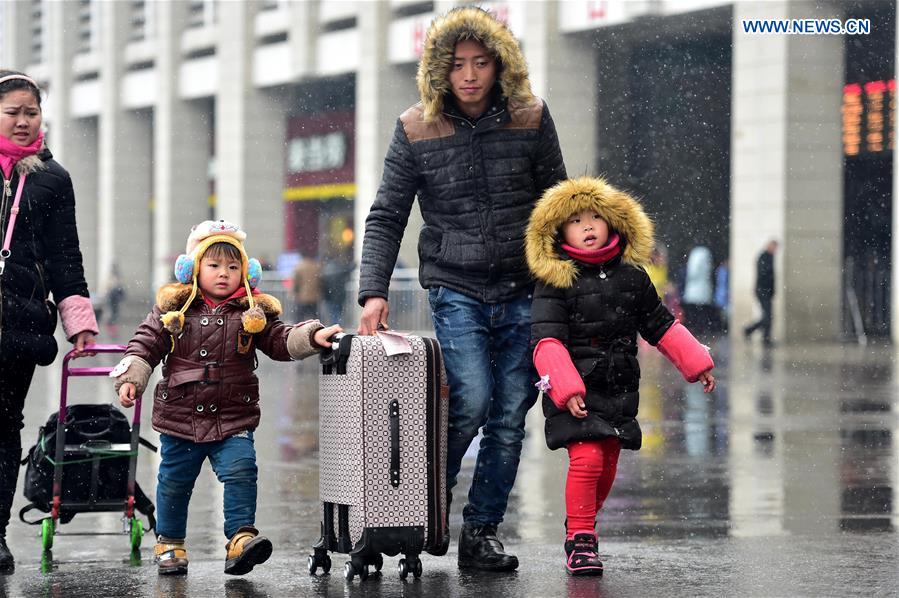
xmin=155 ymin=283 xmax=282 ymax=316
xmin=14 ymin=143 xmax=50 ymax=176
xmin=417 ymin=7 xmax=533 ymax=122
xmin=525 ymin=177 xmax=655 ymax=289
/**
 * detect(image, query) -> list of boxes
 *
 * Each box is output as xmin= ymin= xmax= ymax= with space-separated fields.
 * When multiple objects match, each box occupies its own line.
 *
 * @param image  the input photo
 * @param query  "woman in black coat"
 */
xmin=0 ymin=70 xmax=98 ymax=572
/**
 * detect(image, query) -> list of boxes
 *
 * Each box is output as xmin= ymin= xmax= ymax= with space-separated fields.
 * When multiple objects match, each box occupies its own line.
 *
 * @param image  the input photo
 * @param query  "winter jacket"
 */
xmin=0 ymin=149 xmax=94 ymax=365
xmin=358 ymin=7 xmax=567 ymax=306
xmin=755 ymin=251 xmax=775 ymax=299
xmin=121 ymin=284 xmax=322 ymax=443
xmin=527 ymin=178 xmax=695 ymax=451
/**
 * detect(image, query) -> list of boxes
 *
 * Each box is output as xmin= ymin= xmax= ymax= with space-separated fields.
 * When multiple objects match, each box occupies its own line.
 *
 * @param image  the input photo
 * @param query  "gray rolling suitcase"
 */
xmin=308 ymin=334 xmax=449 ymax=581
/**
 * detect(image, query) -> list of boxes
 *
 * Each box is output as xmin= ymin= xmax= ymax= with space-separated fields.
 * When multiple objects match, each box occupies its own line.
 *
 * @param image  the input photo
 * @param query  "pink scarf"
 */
xmin=0 ymin=131 xmax=43 ymax=179
xmin=561 ymin=233 xmax=622 ymax=265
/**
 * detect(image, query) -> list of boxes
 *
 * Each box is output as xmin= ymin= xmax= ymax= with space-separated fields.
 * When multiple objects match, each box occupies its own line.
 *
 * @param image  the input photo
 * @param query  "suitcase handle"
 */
xmin=321 ymin=334 xmax=353 ymax=375
xmin=389 ymin=399 xmax=400 ymax=487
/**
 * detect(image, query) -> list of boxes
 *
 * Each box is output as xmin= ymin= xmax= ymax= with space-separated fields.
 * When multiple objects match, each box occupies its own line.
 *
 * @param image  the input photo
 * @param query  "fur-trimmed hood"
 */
xmin=525 ymin=177 xmax=655 ymax=289
xmin=155 ymin=283 xmax=282 ymax=317
xmin=15 ymin=154 xmax=45 ymax=175
xmin=417 ymin=6 xmax=533 ymax=122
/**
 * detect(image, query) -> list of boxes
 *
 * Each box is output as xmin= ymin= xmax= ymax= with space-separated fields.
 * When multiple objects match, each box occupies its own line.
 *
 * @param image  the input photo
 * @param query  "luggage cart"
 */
xmin=39 ymin=344 xmax=149 ymax=554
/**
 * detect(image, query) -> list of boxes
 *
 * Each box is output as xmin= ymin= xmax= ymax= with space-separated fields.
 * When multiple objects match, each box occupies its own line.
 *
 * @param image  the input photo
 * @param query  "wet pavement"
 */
xmin=2 ymin=335 xmax=898 ymax=597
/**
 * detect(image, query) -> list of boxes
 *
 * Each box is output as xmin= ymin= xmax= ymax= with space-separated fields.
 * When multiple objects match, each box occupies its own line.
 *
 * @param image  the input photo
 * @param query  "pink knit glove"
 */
xmin=656 ymin=321 xmax=714 ymax=382
xmin=532 ymin=338 xmax=586 ymax=410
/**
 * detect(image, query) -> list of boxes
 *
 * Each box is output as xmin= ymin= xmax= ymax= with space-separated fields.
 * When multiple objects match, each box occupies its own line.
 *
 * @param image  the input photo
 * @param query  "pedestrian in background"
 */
xmin=104 ymin=263 xmax=126 ymax=338
xmin=744 ymin=240 xmax=778 ymax=347
xmin=714 ymin=258 xmax=729 ymax=333
xmin=357 ymin=6 xmax=567 ymax=571
xmin=112 ymin=220 xmax=341 ymax=576
xmin=0 ymin=70 xmax=99 ymax=573
xmin=682 ymin=245 xmax=715 ymax=334
xmin=526 ymin=177 xmax=715 ymax=576
xmin=291 ymin=255 xmax=322 ymax=323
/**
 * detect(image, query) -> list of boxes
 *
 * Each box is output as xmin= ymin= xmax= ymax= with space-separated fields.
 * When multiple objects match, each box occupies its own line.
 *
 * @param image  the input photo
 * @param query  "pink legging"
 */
xmin=565 ymin=437 xmax=621 ymax=539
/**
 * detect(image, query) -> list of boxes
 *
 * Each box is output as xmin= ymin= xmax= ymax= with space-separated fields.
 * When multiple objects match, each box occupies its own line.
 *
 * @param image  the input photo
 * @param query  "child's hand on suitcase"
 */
xmin=566 ymin=395 xmax=588 ymax=418
xmin=119 ymin=382 xmax=136 ymax=408
xmin=314 ymin=324 xmax=343 ymax=348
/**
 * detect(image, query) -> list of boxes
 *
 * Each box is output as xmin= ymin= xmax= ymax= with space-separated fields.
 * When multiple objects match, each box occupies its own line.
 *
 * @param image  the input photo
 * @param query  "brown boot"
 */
xmin=154 ymin=537 xmax=188 ymax=575
xmin=224 ymin=526 xmax=272 ymax=576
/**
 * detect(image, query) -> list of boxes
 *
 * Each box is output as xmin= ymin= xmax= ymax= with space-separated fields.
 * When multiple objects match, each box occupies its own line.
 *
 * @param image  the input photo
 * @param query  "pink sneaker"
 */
xmin=564 ymin=533 xmax=603 ymax=576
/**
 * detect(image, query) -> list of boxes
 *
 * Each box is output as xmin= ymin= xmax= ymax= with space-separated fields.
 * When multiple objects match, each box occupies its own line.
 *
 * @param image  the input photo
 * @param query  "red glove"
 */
xmin=656 ymin=321 xmax=714 ymax=382
xmin=532 ymin=338 xmax=586 ymax=410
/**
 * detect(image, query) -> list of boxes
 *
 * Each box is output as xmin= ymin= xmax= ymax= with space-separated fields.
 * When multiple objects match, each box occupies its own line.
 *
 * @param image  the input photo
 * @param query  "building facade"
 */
xmin=0 ymin=0 xmax=893 ymax=342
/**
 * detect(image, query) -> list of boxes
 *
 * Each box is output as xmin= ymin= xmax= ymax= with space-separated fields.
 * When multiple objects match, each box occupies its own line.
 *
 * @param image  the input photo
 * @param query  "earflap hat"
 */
xmin=160 ymin=219 xmax=265 ymax=335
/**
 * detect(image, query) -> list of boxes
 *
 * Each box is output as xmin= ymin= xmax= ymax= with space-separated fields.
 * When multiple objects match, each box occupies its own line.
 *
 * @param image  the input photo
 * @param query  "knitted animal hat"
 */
xmin=160 ymin=219 xmax=265 ymax=335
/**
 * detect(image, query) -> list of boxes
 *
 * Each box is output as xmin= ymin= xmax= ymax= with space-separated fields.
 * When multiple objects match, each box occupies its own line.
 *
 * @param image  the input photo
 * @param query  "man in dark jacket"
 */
xmin=357 ymin=7 xmax=566 ymax=571
xmin=744 ymin=240 xmax=779 ymax=346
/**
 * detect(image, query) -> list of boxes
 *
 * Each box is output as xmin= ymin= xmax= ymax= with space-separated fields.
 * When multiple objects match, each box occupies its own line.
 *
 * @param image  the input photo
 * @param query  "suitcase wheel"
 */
xmin=308 ymin=551 xmax=331 ymax=575
xmin=397 ymin=557 xmax=422 ymax=580
xmin=344 ymin=560 xmax=369 ymax=581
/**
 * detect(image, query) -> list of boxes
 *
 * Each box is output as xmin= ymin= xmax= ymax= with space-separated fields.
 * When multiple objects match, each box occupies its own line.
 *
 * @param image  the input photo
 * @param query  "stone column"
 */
xmin=354 ymin=1 xmax=419 ymax=270
xmin=46 ymin=1 xmax=101 ymax=290
xmin=215 ymin=0 xmax=287 ymax=261
xmin=731 ymin=0 xmax=844 ymax=342
xmin=154 ymin=1 xmax=212 ymax=288
xmin=98 ymin=1 xmax=153 ymax=304
xmin=523 ymin=0 xmax=597 ymax=174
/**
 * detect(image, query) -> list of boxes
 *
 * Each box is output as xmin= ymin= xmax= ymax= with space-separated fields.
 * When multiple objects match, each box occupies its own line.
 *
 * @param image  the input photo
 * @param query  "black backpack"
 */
xmin=19 ymin=404 xmax=156 ymax=530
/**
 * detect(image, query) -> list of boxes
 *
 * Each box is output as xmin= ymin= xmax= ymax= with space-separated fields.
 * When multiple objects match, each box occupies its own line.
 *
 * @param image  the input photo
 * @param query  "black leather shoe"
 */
xmin=458 ymin=524 xmax=518 ymax=571
xmin=0 ymin=536 xmax=14 ymax=574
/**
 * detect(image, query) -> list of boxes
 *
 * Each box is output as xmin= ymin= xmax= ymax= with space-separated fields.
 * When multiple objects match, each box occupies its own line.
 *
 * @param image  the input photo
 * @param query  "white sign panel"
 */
xmin=560 ymin=0 xmax=644 ymax=32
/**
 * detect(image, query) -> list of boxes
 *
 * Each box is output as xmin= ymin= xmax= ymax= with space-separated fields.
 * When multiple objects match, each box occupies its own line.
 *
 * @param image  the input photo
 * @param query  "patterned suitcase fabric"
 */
xmin=314 ymin=334 xmax=448 ymax=577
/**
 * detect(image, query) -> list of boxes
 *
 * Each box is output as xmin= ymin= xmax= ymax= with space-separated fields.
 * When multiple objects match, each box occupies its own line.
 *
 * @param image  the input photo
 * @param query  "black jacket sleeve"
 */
xmin=43 ymin=166 xmax=90 ymax=304
xmin=636 ymin=268 xmax=675 ymax=345
xmin=532 ymin=102 xmax=567 ymax=194
xmin=530 ymin=282 xmax=571 ymax=350
xmin=357 ymin=119 xmax=420 ymax=306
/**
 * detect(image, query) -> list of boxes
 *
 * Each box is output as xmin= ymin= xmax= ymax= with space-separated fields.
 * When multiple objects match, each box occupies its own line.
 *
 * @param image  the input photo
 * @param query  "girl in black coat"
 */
xmin=525 ymin=177 xmax=715 ymax=576
xmin=0 ymin=70 xmax=98 ymax=572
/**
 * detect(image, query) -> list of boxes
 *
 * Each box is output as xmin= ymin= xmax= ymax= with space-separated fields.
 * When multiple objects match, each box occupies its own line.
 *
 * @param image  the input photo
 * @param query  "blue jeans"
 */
xmin=156 ymin=432 xmax=258 ymax=540
xmin=428 ymin=287 xmax=537 ymax=527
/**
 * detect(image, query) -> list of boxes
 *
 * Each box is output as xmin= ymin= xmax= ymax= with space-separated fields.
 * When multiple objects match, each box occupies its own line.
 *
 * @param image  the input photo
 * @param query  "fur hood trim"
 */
xmin=417 ymin=6 xmax=533 ymax=122
xmin=525 ymin=177 xmax=655 ymax=289
xmin=16 ymin=154 xmax=45 ymax=176
xmin=155 ymin=283 xmax=282 ymax=317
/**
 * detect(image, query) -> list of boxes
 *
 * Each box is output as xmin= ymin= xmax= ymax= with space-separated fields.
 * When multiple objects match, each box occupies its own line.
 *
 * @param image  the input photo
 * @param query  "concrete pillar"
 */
xmin=154 ymin=1 xmax=212 ymax=289
xmin=216 ymin=0 xmax=286 ymax=262
xmin=523 ymin=0 xmax=596 ymax=173
xmin=98 ymin=1 xmax=153 ymax=304
xmin=354 ymin=1 xmax=419 ymax=269
xmin=731 ymin=0 xmax=843 ymax=342
xmin=46 ymin=1 xmax=101 ymax=291
xmin=1 ymin=1 xmax=31 ymax=68
xmin=289 ymin=0 xmax=317 ymax=79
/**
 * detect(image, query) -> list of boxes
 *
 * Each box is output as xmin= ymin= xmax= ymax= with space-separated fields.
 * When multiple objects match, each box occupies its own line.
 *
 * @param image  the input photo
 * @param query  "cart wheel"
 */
xmin=41 ymin=518 xmax=54 ymax=551
xmin=397 ymin=558 xmax=409 ymax=580
xmin=308 ymin=554 xmax=318 ymax=575
xmin=130 ymin=517 xmax=143 ymax=551
xmin=322 ymin=553 xmax=332 ymax=574
xmin=373 ymin=553 xmax=383 ymax=571
xmin=40 ymin=550 xmax=53 ymax=574
xmin=413 ymin=557 xmax=423 ymax=578
xmin=344 ymin=561 xmax=355 ymax=581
